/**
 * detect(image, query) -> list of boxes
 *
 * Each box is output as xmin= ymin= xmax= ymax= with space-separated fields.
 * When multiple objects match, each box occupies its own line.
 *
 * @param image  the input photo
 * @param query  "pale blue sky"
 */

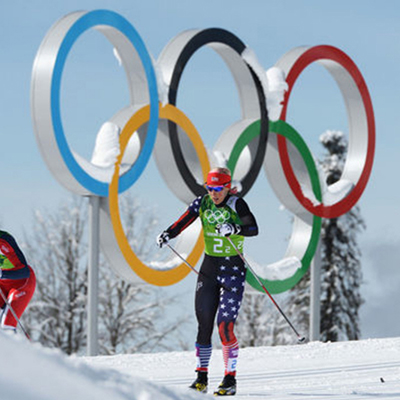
xmin=1 ymin=0 xmax=399 ymax=339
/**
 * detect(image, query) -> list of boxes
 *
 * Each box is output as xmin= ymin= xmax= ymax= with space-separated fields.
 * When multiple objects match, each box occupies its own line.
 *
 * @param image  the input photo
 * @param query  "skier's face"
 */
xmin=207 ymin=186 xmax=230 ymax=205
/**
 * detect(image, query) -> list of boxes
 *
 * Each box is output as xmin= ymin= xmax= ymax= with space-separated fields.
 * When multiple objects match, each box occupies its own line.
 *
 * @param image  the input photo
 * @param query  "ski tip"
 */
xmin=297 ymin=336 xmax=306 ymax=344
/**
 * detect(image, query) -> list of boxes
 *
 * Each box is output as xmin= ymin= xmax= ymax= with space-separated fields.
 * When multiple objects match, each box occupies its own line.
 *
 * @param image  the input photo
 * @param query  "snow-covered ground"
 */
xmin=2 ymin=331 xmax=400 ymax=400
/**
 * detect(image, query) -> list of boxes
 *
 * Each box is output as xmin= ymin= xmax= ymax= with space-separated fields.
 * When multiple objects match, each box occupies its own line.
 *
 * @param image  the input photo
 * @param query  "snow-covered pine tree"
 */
xmin=271 ymin=130 xmax=365 ymax=344
xmin=319 ymin=130 xmax=365 ymax=342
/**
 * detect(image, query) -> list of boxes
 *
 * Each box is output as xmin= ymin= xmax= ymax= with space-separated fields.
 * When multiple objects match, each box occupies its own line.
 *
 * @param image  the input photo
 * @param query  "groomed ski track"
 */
xmin=155 ymin=360 xmax=400 ymax=399
xmin=87 ymin=337 xmax=400 ymax=399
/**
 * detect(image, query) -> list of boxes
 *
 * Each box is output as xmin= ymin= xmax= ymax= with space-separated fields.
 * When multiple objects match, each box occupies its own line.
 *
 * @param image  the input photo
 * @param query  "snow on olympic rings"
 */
xmin=31 ymin=10 xmax=375 ymax=290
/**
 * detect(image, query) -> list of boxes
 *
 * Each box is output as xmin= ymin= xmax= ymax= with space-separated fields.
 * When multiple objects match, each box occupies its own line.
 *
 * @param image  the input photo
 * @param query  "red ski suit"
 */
xmin=0 ymin=231 xmax=36 ymax=330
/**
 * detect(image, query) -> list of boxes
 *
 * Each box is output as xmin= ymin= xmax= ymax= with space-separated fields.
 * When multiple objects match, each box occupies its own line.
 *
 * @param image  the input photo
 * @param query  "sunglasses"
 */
xmin=205 ymin=182 xmax=231 ymax=192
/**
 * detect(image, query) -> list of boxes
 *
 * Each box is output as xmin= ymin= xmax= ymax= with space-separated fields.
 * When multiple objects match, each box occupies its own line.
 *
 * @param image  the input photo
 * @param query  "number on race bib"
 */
xmin=213 ymin=238 xmax=223 ymax=253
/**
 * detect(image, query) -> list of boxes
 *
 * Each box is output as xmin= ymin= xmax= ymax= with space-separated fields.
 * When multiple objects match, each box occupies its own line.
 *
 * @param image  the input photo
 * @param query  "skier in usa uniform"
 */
xmin=157 ymin=167 xmax=258 ymax=396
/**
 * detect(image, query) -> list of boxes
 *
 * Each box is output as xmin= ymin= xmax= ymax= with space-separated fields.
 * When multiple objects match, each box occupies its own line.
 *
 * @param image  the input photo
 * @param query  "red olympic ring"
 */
xmin=278 ymin=45 xmax=375 ymax=218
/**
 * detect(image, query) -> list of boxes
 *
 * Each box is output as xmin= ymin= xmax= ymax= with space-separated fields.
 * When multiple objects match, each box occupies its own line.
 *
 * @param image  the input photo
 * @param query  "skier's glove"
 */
xmin=216 ymin=223 xmax=241 ymax=237
xmin=156 ymin=231 xmax=170 ymax=248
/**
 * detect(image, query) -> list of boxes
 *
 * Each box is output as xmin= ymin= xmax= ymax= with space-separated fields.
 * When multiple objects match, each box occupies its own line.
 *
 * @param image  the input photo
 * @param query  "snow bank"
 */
xmin=0 ymin=332 xmax=202 ymax=400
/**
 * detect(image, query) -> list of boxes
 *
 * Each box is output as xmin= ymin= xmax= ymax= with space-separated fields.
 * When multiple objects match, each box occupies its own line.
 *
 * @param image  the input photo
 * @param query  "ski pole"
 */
xmin=226 ymin=236 xmax=306 ymax=343
xmin=0 ymin=286 xmax=31 ymax=340
xmin=166 ymin=243 xmax=200 ymax=276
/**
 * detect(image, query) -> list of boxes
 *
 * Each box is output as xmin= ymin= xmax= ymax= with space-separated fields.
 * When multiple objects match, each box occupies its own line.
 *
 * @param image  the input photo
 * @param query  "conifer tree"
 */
xmin=261 ymin=130 xmax=365 ymax=344
xmin=319 ymin=130 xmax=365 ymax=342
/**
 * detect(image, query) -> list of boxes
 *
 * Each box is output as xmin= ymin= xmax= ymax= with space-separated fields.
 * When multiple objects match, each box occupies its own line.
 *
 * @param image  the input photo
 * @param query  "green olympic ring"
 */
xmin=228 ymin=119 xmax=322 ymax=294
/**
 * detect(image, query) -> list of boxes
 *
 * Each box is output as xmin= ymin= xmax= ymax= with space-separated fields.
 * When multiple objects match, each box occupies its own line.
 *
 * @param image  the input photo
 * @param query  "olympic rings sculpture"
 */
xmin=31 ymin=10 xmax=375 ymax=294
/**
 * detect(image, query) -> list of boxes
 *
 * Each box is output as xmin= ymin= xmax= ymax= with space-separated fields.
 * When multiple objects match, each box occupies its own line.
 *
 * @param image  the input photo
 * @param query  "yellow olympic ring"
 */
xmin=108 ymin=104 xmax=210 ymax=286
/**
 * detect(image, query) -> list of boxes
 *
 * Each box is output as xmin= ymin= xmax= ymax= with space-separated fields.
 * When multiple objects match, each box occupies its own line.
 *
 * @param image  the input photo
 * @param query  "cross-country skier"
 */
xmin=0 ymin=230 xmax=36 ymax=333
xmin=157 ymin=167 xmax=258 ymax=396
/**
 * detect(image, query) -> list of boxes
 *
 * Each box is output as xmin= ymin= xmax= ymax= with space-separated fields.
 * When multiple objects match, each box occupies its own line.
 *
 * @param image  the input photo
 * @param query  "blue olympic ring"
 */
xmin=51 ymin=10 xmax=159 ymax=196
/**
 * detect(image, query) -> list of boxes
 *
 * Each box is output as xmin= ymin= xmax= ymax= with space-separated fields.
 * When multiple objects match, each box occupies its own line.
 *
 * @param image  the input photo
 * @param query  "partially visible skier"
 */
xmin=157 ymin=167 xmax=258 ymax=396
xmin=0 ymin=230 xmax=36 ymax=333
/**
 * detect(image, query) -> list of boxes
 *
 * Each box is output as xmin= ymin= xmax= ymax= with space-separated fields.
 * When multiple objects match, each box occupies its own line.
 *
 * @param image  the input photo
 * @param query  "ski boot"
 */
xmin=214 ymin=374 xmax=236 ymax=396
xmin=189 ymin=370 xmax=208 ymax=393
